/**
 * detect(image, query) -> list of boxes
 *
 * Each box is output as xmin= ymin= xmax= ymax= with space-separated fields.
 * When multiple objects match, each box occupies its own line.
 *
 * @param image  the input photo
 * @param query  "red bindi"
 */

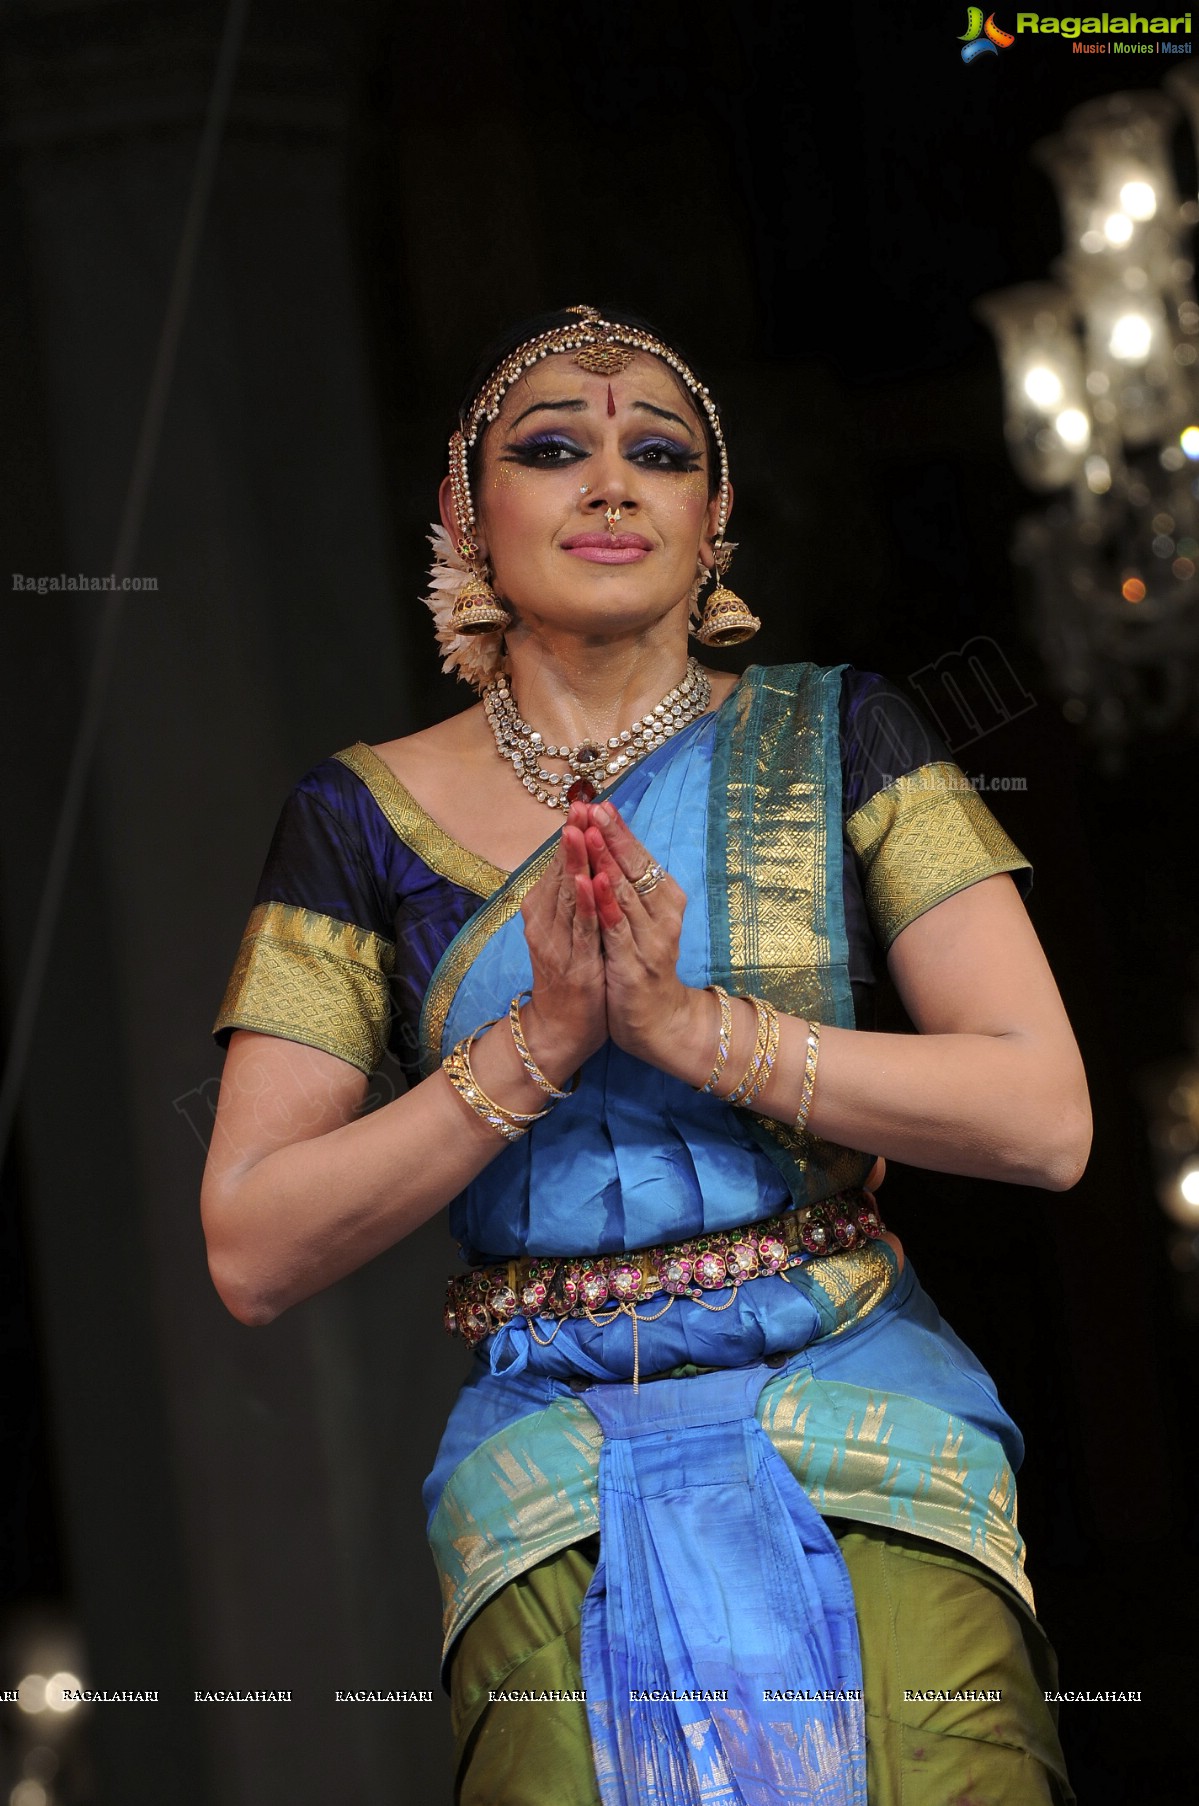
xmin=607 ymin=383 xmax=616 ymax=417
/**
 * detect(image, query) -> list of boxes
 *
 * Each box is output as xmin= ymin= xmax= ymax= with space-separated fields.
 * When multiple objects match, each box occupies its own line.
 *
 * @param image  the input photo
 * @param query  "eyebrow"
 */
xmin=508 ymin=398 xmax=587 ymax=429
xmin=506 ymin=396 xmax=698 ymax=438
xmin=632 ymin=400 xmax=697 ymax=437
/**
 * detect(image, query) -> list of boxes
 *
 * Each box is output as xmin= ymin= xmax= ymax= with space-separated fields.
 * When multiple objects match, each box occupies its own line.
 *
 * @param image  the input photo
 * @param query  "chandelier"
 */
xmin=976 ymin=70 xmax=1199 ymax=759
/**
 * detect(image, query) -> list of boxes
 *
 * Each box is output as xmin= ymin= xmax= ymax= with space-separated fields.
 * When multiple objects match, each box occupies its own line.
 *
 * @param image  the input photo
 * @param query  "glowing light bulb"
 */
xmin=1119 ymin=180 xmax=1156 ymax=221
xmin=1181 ymin=1166 xmax=1199 ymax=1207
xmin=1122 ymin=577 xmax=1146 ymax=603
xmin=1109 ymin=314 xmax=1152 ymax=362
xmin=1103 ymin=212 xmax=1134 ymax=247
xmin=1023 ymin=366 xmax=1063 ymax=408
xmin=1180 ymin=426 xmax=1199 ymax=459
xmin=1055 ymin=409 xmax=1089 ymax=449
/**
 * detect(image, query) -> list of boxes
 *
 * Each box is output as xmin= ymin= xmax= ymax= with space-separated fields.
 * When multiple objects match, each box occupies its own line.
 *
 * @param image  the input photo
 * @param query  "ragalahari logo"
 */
xmin=960 ymin=8 xmax=1016 ymax=59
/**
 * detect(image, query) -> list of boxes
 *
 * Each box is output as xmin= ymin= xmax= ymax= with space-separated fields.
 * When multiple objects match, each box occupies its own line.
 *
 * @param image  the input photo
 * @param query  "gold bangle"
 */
xmin=724 ymin=996 xmax=779 ymax=1109
xmin=794 ymin=1021 xmax=821 ymax=1135
xmin=740 ymin=996 xmax=780 ymax=1108
xmin=443 ymin=1024 xmax=550 ymax=1143
xmin=698 ymin=985 xmax=733 ymax=1094
xmin=723 ymin=996 xmax=768 ymax=1106
xmin=508 ymin=991 xmax=578 ymax=1100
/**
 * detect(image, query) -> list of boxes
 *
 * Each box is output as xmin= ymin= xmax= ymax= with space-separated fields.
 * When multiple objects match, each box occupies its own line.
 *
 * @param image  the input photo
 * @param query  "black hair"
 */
xmin=455 ymin=303 xmax=723 ymax=499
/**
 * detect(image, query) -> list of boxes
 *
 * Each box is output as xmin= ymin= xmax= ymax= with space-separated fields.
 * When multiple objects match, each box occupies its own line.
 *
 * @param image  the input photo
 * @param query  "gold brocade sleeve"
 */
xmin=213 ymin=900 xmax=395 ymax=1074
xmin=846 ymin=760 xmax=1031 ymax=951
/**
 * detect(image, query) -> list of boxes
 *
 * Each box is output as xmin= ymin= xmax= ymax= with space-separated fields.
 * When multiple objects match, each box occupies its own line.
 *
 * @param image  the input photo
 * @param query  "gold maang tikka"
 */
xmin=445 ymin=305 xmax=760 ymax=653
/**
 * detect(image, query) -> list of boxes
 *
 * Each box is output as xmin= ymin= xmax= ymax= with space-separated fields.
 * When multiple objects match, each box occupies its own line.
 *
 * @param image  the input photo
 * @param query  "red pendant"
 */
xmin=566 ymin=778 xmax=597 ymax=804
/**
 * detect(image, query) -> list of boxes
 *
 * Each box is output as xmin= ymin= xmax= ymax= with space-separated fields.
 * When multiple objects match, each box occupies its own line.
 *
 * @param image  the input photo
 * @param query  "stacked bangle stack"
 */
xmin=443 ymin=995 xmax=578 ymax=1142
xmin=442 ymin=1026 xmax=549 ymax=1143
xmin=699 ymin=985 xmax=821 ymax=1138
xmin=444 ymin=983 xmax=823 ymax=1148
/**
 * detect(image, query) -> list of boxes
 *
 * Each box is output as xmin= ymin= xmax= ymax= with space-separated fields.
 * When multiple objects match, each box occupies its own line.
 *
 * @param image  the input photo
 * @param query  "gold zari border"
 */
xmin=419 ymin=843 xmax=558 ymax=1075
xmin=846 ymin=760 xmax=1031 ymax=950
xmin=334 ymin=742 xmax=507 ymax=900
xmin=758 ymin=1372 xmax=1033 ymax=1612
xmin=717 ymin=667 xmax=831 ymax=1019
xmin=710 ymin=664 xmax=873 ymax=1195
xmin=786 ymin=1239 xmax=895 ymax=1332
xmin=213 ymin=900 xmax=395 ymax=1075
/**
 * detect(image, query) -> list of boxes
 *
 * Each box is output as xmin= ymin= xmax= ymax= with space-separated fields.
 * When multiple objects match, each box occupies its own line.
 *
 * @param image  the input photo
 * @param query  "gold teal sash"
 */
xmin=706 ymin=662 xmax=874 ymax=1200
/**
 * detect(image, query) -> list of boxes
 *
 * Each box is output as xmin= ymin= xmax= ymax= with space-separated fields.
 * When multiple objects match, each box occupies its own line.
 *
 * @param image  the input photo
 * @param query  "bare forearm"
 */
xmin=782 ymin=1018 xmax=1089 ymax=1188
xmin=204 ymin=815 xmax=611 ymax=1327
xmin=203 ymin=1019 xmax=564 ymax=1325
xmin=657 ymin=987 xmax=1091 ymax=1191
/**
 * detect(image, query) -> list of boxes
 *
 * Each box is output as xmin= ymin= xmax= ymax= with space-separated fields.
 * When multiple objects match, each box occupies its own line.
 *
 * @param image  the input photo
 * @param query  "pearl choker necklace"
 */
xmin=484 ymin=659 xmax=712 ymax=810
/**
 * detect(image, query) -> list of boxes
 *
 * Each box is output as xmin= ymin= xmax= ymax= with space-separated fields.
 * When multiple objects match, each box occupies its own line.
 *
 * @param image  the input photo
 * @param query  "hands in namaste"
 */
xmin=519 ymin=797 xmax=701 ymax=1080
xmin=519 ymin=799 xmax=887 ymax=1199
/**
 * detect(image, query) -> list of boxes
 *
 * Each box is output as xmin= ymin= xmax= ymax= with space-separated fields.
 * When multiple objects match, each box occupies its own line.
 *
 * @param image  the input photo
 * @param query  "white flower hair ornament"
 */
xmin=422 ymin=523 xmax=507 ymax=693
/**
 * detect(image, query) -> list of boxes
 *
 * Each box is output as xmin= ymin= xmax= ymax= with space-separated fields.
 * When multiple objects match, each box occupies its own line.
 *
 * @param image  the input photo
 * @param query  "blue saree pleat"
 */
xmin=579 ymin=1367 xmax=866 ymax=1806
xmin=425 ymin=701 xmax=809 ymax=1268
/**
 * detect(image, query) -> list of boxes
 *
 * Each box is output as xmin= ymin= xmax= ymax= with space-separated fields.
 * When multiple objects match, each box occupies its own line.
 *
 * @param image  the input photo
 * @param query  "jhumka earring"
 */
xmin=694 ymin=541 xmax=761 ymax=647
xmin=450 ymin=564 xmax=510 ymax=635
xmin=447 ymin=431 xmax=512 ymax=635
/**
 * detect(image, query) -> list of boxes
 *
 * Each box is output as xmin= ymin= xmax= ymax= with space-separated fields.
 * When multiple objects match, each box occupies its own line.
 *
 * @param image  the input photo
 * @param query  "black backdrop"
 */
xmin=2 ymin=2 xmax=1195 ymax=1802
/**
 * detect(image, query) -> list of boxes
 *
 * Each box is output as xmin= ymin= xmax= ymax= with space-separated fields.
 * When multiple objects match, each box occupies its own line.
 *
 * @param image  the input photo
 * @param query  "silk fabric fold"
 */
xmin=580 ymin=1366 xmax=866 ymax=1806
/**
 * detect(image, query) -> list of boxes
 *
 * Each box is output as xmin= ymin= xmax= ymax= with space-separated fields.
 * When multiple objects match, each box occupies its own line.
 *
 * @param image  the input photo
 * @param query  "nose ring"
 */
xmin=604 ymin=506 xmax=622 ymax=533
xmin=579 ymin=484 xmax=590 ymax=495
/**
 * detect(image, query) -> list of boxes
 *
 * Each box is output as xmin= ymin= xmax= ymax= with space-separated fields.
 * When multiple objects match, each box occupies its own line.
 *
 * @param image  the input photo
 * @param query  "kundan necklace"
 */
xmin=484 ymin=658 xmax=712 ymax=809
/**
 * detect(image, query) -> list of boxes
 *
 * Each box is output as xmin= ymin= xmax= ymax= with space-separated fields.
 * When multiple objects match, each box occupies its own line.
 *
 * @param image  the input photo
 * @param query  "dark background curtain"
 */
xmin=1 ymin=2 xmax=1193 ymax=1801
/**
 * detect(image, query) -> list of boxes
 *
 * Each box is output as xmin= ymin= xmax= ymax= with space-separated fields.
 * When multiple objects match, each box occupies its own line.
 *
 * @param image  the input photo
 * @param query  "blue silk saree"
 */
xmin=215 ymin=662 xmax=1039 ymax=1805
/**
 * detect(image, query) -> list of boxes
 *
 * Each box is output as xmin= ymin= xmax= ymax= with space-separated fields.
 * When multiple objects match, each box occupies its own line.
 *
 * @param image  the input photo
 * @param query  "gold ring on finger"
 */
xmin=631 ymin=860 xmax=666 ymax=896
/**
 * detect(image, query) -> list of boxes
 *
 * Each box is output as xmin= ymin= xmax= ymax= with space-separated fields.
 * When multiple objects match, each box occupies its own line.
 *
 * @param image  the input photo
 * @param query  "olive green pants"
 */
xmin=451 ymin=1521 xmax=1074 ymax=1805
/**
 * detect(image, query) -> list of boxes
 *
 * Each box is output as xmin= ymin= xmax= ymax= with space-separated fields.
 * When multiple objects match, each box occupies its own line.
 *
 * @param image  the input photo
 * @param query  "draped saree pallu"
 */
xmin=418 ymin=665 xmax=1042 ymax=1806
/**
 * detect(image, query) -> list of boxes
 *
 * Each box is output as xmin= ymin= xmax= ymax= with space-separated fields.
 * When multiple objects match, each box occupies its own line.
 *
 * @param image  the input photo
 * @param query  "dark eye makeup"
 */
xmin=502 ymin=432 xmax=585 ymax=465
xmin=501 ymin=431 xmax=702 ymax=473
xmin=626 ymin=437 xmax=703 ymax=473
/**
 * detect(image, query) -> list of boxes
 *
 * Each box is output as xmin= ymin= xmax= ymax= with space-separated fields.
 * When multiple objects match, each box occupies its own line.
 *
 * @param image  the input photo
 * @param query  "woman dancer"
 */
xmin=204 ymin=304 xmax=1088 ymax=1804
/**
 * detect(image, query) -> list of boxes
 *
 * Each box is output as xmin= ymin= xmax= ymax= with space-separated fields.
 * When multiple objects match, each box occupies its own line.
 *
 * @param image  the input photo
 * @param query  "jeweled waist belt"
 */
xmin=443 ymin=1189 xmax=885 ymax=1348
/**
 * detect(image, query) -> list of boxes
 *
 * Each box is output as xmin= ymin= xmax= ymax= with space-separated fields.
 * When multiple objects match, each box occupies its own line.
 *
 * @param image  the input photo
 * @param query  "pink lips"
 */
xmin=560 ymin=532 xmax=653 ymax=565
